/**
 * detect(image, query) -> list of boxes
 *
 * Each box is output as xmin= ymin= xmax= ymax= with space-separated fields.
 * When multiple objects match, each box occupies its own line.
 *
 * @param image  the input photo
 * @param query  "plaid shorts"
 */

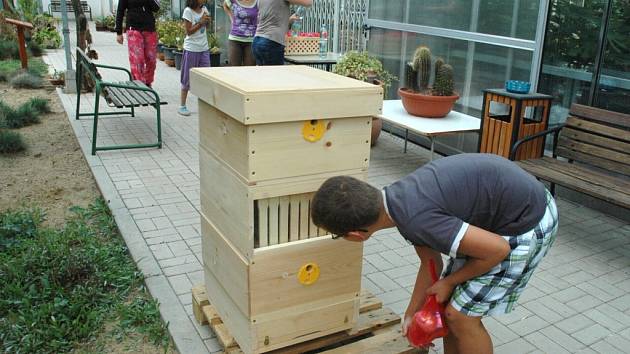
xmin=444 ymin=189 xmax=558 ymax=316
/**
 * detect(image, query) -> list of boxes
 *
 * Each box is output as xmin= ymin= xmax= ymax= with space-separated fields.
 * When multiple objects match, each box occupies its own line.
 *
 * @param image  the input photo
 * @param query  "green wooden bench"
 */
xmin=511 ymin=104 xmax=629 ymax=209
xmin=75 ymin=49 xmax=166 ymax=155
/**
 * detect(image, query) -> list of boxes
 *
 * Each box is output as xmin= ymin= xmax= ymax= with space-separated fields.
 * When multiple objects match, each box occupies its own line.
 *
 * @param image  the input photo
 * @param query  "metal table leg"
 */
xmin=404 ymin=129 xmax=409 ymax=153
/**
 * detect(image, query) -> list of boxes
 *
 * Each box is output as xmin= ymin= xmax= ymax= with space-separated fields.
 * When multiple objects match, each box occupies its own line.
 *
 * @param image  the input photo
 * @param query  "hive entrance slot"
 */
xmin=253 ymin=192 xmax=329 ymax=248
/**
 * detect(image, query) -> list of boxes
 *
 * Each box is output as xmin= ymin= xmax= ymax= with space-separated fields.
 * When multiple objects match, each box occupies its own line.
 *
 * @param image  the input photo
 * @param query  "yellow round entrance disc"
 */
xmin=297 ymin=262 xmax=320 ymax=285
xmin=302 ymin=120 xmax=326 ymax=142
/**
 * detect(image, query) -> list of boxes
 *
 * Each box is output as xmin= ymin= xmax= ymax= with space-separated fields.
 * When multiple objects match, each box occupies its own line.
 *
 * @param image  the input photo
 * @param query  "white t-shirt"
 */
xmin=182 ymin=7 xmax=210 ymax=52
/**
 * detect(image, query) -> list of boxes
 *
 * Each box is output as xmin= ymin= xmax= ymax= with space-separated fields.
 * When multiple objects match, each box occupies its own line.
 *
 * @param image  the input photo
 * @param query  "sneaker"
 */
xmin=178 ymin=106 xmax=191 ymax=116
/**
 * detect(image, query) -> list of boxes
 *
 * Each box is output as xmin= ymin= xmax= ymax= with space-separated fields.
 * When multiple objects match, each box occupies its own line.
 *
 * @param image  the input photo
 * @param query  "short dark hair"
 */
xmin=311 ymin=176 xmax=382 ymax=237
xmin=186 ymin=0 xmax=199 ymax=9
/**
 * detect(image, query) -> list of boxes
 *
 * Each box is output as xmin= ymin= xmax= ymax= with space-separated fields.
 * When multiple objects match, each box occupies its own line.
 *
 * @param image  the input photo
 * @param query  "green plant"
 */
xmin=0 ymin=200 xmax=172 ymax=353
xmin=403 ymin=45 xmax=456 ymax=96
xmin=0 ymin=207 xmax=43 ymax=248
xmin=95 ymin=15 xmax=106 ymax=26
xmin=51 ymin=69 xmax=65 ymax=81
xmin=208 ymin=33 xmax=221 ymax=54
xmin=333 ymin=51 xmax=396 ymax=91
xmin=156 ymin=0 xmax=171 ymax=20
xmin=16 ymin=0 xmax=38 ymax=22
xmin=0 ymin=40 xmax=20 ymax=60
xmin=433 ymin=64 xmax=454 ymax=96
xmin=10 ymin=72 xmax=44 ymax=89
xmin=32 ymin=27 xmax=62 ymax=49
xmin=27 ymin=97 xmax=51 ymax=114
xmin=0 ymin=59 xmax=48 ymax=81
xmin=159 ymin=20 xmax=184 ymax=48
xmin=0 ymin=129 xmax=26 ymax=153
xmin=104 ymin=15 xmax=116 ymax=28
xmin=0 ymin=11 xmax=18 ymax=41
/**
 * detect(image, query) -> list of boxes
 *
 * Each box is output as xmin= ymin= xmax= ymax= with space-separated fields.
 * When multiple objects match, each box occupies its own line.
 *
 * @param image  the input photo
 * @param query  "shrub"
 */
xmin=10 ymin=72 xmax=44 ymax=89
xmin=0 ymin=11 xmax=17 ymax=41
xmin=27 ymin=97 xmax=51 ymax=114
xmin=0 ymin=40 xmax=19 ymax=60
xmin=32 ymin=27 xmax=62 ymax=49
xmin=0 ymin=59 xmax=49 ymax=82
xmin=0 ymin=129 xmax=26 ymax=154
xmin=0 ymin=100 xmax=41 ymax=128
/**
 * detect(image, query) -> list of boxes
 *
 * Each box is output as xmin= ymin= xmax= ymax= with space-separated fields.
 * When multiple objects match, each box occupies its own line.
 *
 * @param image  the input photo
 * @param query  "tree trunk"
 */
xmin=71 ymin=0 xmax=95 ymax=91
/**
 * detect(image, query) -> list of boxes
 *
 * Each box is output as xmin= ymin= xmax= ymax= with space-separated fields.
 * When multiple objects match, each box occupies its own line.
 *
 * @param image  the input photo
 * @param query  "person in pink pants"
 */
xmin=115 ymin=0 xmax=160 ymax=87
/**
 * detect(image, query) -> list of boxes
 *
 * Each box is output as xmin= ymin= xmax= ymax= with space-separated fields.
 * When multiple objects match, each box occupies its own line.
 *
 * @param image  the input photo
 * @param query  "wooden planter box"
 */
xmin=190 ymin=66 xmax=383 ymax=354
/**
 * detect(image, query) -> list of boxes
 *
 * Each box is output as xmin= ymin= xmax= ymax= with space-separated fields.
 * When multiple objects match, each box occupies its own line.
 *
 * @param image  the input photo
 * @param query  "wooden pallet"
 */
xmin=192 ymin=286 xmax=424 ymax=354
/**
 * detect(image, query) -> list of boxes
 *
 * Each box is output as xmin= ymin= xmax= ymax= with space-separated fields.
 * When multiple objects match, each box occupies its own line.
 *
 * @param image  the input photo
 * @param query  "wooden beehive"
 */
xmin=190 ymin=66 xmax=383 ymax=354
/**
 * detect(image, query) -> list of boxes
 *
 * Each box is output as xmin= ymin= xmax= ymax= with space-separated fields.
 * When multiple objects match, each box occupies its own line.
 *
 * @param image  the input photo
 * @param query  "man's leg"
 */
xmin=444 ymin=304 xmax=492 ymax=354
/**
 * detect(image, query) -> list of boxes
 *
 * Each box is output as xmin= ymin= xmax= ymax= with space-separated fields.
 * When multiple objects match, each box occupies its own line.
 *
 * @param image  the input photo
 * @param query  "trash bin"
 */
xmin=478 ymin=89 xmax=553 ymax=160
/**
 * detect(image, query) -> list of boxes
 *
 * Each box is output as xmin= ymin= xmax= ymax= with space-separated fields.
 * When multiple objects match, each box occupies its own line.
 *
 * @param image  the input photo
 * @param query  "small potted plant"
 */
xmin=174 ymin=40 xmax=184 ymax=70
xmin=95 ymin=16 xmax=107 ymax=31
xmin=333 ymin=51 xmax=396 ymax=146
xmin=49 ymin=69 xmax=65 ymax=86
xmin=208 ymin=33 xmax=222 ymax=67
xmin=398 ymin=46 xmax=458 ymax=118
xmin=156 ymin=21 xmax=165 ymax=60
xmin=104 ymin=15 xmax=116 ymax=32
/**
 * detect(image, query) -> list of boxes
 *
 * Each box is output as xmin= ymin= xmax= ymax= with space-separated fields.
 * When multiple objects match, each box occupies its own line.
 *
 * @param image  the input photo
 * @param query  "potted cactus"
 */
xmin=398 ymin=46 xmax=459 ymax=118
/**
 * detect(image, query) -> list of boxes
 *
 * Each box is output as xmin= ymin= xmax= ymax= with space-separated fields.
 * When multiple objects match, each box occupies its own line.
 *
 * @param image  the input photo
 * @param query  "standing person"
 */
xmin=115 ymin=0 xmax=160 ymax=87
xmin=178 ymin=0 xmax=211 ymax=116
xmin=252 ymin=0 xmax=312 ymax=66
xmin=310 ymin=154 xmax=559 ymax=353
xmin=223 ymin=0 xmax=258 ymax=66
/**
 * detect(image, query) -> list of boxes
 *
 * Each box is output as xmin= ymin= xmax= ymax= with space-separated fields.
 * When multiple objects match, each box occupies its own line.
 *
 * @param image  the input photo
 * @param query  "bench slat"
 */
xmin=518 ymin=158 xmax=630 ymax=208
xmin=556 ymin=146 xmax=630 ymax=177
xmin=558 ymin=136 xmax=630 ymax=172
xmin=115 ymin=83 xmax=150 ymax=106
xmin=570 ymin=104 xmax=630 ymax=129
xmin=105 ymin=87 xmax=135 ymax=107
xmin=561 ymin=127 xmax=629 ymax=154
xmin=565 ymin=116 xmax=630 ymax=142
xmin=129 ymin=81 xmax=156 ymax=105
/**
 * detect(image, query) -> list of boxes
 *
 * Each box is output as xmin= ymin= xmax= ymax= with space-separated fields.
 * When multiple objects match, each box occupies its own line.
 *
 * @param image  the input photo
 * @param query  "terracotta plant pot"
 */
xmin=165 ymin=59 xmax=175 ymax=67
xmin=49 ymin=79 xmax=64 ymax=86
xmin=398 ymin=88 xmax=459 ymax=118
xmin=371 ymin=117 xmax=382 ymax=147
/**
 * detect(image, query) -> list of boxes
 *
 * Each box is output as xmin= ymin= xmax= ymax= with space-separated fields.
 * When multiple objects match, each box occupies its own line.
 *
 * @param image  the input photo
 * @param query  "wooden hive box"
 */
xmin=190 ymin=65 xmax=383 ymax=354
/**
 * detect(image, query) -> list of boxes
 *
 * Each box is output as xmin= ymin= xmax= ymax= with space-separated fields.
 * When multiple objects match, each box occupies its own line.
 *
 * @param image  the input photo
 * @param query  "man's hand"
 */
xmin=426 ymin=278 xmax=455 ymax=304
xmin=116 ymin=34 xmax=124 ymax=44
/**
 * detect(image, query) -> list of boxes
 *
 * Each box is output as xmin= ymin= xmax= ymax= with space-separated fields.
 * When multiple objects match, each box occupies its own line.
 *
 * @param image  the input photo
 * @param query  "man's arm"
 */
xmin=402 ymin=246 xmax=442 ymax=335
xmin=287 ymin=0 xmax=313 ymax=6
xmin=427 ymin=225 xmax=510 ymax=303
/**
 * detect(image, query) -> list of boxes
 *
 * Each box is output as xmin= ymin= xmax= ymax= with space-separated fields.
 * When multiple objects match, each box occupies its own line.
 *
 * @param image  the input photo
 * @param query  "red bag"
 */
xmin=407 ymin=259 xmax=448 ymax=347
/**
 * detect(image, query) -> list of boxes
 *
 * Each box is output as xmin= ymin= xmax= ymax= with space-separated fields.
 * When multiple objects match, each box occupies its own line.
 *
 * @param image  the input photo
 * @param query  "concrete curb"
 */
xmin=54 ymin=87 xmax=209 ymax=354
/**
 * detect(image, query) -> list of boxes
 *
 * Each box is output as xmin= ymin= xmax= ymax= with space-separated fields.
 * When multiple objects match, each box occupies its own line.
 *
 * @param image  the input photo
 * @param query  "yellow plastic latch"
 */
xmin=302 ymin=120 xmax=326 ymax=142
xmin=297 ymin=263 xmax=320 ymax=285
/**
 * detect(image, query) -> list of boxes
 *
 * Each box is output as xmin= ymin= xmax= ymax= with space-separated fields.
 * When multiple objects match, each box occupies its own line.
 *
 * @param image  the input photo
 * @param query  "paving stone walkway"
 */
xmin=44 ymin=22 xmax=630 ymax=354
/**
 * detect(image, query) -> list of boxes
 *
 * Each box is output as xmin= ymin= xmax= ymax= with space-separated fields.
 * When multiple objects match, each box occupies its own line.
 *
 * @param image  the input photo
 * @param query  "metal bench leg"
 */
xmin=156 ymin=101 xmax=162 ymax=148
xmin=91 ymin=87 xmax=101 ymax=155
xmin=550 ymin=183 xmax=556 ymax=197
xmin=131 ymin=105 xmax=135 ymax=117
xmin=75 ymin=66 xmax=82 ymax=120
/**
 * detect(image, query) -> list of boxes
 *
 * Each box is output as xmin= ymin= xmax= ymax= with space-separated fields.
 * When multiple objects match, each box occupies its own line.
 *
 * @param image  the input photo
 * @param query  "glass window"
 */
xmin=537 ymin=0 xmax=605 ymax=125
xmin=367 ymin=28 xmax=533 ymax=117
xmin=594 ymin=0 xmax=630 ymax=114
xmin=368 ymin=0 xmax=540 ymax=40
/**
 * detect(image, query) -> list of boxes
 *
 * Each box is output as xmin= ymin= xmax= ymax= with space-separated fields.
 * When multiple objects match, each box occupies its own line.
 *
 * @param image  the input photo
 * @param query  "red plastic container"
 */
xmin=407 ymin=259 xmax=448 ymax=347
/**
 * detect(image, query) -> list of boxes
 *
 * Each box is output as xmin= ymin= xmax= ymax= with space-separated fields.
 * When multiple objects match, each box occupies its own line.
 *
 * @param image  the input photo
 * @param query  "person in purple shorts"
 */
xmin=223 ymin=0 xmax=258 ymax=66
xmin=178 ymin=0 xmax=211 ymax=116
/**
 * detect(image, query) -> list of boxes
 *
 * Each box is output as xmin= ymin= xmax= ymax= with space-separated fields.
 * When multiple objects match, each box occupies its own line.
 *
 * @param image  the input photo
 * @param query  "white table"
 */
xmin=377 ymin=100 xmax=481 ymax=160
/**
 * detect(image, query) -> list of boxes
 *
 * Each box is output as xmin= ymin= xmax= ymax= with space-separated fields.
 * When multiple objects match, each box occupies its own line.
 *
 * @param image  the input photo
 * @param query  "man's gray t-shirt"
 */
xmin=255 ymin=0 xmax=290 ymax=46
xmin=384 ymin=153 xmax=547 ymax=256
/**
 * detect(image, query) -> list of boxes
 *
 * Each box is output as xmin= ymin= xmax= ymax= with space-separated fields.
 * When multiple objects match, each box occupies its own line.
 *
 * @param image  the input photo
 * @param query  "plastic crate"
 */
xmin=284 ymin=36 xmax=319 ymax=55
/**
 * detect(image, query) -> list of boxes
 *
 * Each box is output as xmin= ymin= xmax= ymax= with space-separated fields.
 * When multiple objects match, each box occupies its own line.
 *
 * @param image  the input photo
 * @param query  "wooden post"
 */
xmin=4 ymin=18 xmax=33 ymax=70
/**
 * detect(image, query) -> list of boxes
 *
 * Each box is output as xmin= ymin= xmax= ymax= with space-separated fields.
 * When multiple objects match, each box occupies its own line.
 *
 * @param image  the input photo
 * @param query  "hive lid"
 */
xmin=190 ymin=65 xmax=383 ymax=125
